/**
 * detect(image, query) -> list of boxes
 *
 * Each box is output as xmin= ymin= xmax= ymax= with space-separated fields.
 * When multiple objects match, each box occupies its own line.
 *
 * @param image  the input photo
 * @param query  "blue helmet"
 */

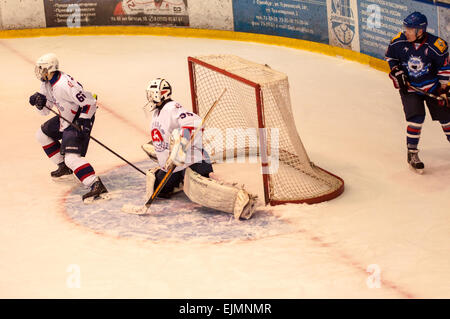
xmin=403 ymin=12 xmax=427 ymax=30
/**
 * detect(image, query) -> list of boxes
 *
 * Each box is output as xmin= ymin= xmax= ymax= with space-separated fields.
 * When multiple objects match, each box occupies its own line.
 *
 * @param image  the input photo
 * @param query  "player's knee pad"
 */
xmin=183 ymin=167 xmax=258 ymax=220
xmin=35 ymin=127 xmax=54 ymax=146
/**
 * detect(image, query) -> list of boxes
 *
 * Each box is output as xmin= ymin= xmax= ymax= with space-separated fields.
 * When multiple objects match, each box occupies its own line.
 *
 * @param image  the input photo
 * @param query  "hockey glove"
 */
xmin=167 ymin=128 xmax=189 ymax=167
xmin=75 ymin=118 xmax=93 ymax=139
xmin=29 ymin=92 xmax=47 ymax=110
xmin=389 ymin=66 xmax=408 ymax=94
xmin=436 ymin=85 xmax=449 ymax=108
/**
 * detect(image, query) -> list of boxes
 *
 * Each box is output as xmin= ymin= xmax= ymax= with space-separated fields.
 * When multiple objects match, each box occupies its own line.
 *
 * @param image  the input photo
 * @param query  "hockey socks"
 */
xmin=73 ymin=163 xmax=97 ymax=186
xmin=65 ymin=153 xmax=97 ymax=187
xmin=406 ymin=115 xmax=425 ymax=150
xmin=36 ymin=129 xmax=64 ymax=165
xmin=440 ymin=121 xmax=450 ymax=142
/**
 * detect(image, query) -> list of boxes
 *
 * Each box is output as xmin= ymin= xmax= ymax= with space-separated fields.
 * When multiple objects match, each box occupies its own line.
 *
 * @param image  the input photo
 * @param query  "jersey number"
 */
xmin=179 ymin=112 xmax=194 ymax=119
xmin=76 ymin=92 xmax=86 ymax=102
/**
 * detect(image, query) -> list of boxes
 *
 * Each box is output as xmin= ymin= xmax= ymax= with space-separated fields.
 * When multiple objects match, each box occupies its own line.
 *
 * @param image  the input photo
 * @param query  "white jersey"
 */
xmin=37 ymin=72 xmax=97 ymax=131
xmin=150 ymin=100 xmax=203 ymax=172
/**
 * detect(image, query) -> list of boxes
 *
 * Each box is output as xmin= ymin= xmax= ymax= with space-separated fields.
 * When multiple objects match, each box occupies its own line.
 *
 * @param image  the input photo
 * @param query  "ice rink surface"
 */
xmin=0 ymin=34 xmax=449 ymax=298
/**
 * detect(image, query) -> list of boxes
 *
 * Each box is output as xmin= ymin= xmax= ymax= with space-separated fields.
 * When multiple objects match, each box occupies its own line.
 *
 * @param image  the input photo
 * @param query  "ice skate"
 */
xmin=51 ymin=162 xmax=73 ymax=178
xmin=82 ymin=177 xmax=109 ymax=203
xmin=407 ymin=149 xmax=424 ymax=174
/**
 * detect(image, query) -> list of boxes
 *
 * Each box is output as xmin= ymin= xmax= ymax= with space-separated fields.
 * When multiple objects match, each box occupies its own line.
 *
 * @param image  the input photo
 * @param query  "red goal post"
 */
xmin=188 ymin=55 xmax=344 ymax=206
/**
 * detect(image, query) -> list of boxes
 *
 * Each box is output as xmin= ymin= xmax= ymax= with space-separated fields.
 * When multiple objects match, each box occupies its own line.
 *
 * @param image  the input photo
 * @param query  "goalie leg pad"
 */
xmin=183 ymin=167 xmax=257 ymax=220
xmin=145 ymin=167 xmax=158 ymax=200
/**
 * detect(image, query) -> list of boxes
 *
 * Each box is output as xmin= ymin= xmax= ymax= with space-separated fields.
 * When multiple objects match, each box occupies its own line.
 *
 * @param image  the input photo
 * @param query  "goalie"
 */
xmin=143 ymin=78 xmax=257 ymax=219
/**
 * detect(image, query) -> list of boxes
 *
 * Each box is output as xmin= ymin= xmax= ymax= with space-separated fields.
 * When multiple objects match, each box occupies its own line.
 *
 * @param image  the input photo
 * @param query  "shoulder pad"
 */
xmin=390 ymin=32 xmax=404 ymax=43
xmin=164 ymin=100 xmax=177 ymax=109
xmin=166 ymin=100 xmax=184 ymax=109
xmin=432 ymin=37 xmax=448 ymax=54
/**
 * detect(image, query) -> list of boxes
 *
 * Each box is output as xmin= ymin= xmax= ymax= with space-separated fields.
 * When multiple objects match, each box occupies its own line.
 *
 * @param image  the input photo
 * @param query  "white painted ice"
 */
xmin=0 ymin=35 xmax=449 ymax=298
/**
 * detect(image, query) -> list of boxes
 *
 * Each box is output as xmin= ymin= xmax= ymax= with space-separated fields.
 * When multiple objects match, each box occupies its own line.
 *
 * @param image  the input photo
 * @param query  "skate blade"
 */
xmin=409 ymin=165 xmax=424 ymax=175
xmin=83 ymin=192 xmax=112 ymax=204
xmin=121 ymin=204 xmax=151 ymax=215
xmin=52 ymin=174 xmax=77 ymax=184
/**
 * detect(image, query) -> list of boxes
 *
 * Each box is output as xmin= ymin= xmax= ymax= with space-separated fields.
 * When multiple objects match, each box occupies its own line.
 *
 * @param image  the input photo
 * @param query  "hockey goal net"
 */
xmin=188 ymin=55 xmax=344 ymax=205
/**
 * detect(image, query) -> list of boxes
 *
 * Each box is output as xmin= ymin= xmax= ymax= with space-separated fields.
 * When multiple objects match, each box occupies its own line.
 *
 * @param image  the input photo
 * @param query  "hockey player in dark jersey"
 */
xmin=385 ymin=12 xmax=450 ymax=173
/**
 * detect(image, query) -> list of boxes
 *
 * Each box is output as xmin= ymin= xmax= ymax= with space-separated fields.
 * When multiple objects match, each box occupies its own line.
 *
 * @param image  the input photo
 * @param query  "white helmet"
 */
xmin=35 ymin=53 xmax=59 ymax=81
xmin=146 ymin=78 xmax=172 ymax=106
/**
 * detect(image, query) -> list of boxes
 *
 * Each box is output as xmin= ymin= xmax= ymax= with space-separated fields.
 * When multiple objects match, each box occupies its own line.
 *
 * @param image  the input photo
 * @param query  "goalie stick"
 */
xmin=125 ymin=88 xmax=227 ymax=215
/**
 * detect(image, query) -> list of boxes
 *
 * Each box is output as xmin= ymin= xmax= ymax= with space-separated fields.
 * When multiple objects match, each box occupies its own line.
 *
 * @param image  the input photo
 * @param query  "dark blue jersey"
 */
xmin=385 ymin=32 xmax=450 ymax=93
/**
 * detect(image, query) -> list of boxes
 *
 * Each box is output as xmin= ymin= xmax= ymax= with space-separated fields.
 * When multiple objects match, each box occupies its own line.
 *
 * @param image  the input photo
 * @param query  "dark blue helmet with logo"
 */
xmin=403 ymin=12 xmax=427 ymax=30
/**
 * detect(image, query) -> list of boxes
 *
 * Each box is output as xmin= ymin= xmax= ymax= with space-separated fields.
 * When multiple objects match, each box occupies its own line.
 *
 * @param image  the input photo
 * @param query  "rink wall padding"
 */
xmin=0 ymin=0 xmax=448 ymax=73
xmin=63 ymin=160 xmax=295 ymax=243
xmin=0 ymin=26 xmax=390 ymax=73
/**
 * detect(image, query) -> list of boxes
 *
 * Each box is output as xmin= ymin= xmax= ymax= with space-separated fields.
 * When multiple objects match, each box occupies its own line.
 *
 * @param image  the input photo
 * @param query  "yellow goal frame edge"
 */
xmin=0 ymin=26 xmax=390 ymax=73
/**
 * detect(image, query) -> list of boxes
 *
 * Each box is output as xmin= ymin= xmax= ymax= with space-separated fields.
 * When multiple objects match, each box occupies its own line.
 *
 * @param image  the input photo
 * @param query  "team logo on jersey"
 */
xmin=151 ymin=126 xmax=169 ymax=152
xmin=434 ymin=38 xmax=447 ymax=53
xmin=404 ymin=56 xmax=430 ymax=78
xmin=151 ymin=128 xmax=163 ymax=143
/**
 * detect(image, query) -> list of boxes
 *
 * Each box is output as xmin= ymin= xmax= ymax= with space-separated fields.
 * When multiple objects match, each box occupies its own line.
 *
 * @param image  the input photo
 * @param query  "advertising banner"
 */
xmin=438 ymin=4 xmax=450 ymax=41
xmin=233 ymin=0 xmax=329 ymax=44
xmin=43 ymin=0 xmax=189 ymax=27
xmin=357 ymin=0 xmax=438 ymax=59
xmin=327 ymin=0 xmax=360 ymax=52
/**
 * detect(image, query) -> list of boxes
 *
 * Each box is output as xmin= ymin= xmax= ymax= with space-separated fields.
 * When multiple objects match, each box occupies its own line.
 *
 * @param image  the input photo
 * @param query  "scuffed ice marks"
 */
xmin=64 ymin=161 xmax=293 ymax=243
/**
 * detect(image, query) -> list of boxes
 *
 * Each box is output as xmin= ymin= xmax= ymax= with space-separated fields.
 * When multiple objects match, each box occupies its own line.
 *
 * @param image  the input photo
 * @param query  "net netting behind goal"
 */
xmin=188 ymin=55 xmax=344 ymax=205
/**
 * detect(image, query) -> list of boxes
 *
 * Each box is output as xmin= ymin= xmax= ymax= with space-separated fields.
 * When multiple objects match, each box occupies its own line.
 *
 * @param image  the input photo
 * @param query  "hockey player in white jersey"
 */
xmin=144 ymin=78 xmax=257 ymax=219
xmin=29 ymin=53 xmax=108 ymax=201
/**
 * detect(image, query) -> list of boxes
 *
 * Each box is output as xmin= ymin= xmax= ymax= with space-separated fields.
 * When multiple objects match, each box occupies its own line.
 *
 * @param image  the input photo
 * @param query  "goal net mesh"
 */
xmin=189 ymin=55 xmax=344 ymax=205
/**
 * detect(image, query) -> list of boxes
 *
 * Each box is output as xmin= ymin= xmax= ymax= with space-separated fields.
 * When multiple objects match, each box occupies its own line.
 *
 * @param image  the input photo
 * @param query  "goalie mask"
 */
xmin=35 ymin=53 xmax=59 ymax=82
xmin=146 ymin=78 xmax=172 ymax=107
